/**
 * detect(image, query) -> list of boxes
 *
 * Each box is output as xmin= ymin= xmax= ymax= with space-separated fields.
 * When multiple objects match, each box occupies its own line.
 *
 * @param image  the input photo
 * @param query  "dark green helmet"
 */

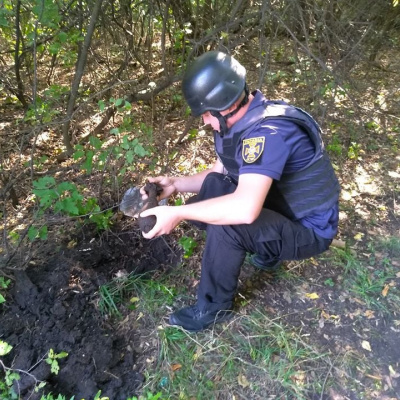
xmin=182 ymin=51 xmax=246 ymax=117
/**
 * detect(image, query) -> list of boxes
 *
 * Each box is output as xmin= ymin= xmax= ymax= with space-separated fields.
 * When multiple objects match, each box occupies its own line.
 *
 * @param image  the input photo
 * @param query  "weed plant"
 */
xmin=329 ymin=240 xmax=399 ymax=313
xmin=98 ymin=272 xmax=177 ymax=320
xmin=144 ymin=310 xmax=332 ymax=399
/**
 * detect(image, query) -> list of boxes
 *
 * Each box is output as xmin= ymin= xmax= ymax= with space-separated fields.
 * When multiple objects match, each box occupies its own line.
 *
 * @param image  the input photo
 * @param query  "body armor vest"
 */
xmin=215 ymin=100 xmax=340 ymax=220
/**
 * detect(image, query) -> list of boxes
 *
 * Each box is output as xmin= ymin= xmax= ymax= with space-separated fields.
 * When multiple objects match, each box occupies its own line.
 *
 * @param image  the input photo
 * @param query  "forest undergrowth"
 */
xmin=1 ymin=3 xmax=400 ymax=398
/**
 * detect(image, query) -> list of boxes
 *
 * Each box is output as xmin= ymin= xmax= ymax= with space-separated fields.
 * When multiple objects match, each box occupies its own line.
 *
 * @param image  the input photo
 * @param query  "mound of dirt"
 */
xmin=0 ymin=227 xmax=180 ymax=399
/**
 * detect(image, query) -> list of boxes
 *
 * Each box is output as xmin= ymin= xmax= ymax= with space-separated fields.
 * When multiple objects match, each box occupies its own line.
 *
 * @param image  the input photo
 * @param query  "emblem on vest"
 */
xmin=242 ymin=137 xmax=265 ymax=163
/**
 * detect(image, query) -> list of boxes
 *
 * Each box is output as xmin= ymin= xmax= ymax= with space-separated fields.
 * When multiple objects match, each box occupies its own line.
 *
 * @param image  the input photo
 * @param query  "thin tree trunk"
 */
xmin=14 ymin=0 xmax=28 ymax=108
xmin=62 ymin=0 xmax=104 ymax=154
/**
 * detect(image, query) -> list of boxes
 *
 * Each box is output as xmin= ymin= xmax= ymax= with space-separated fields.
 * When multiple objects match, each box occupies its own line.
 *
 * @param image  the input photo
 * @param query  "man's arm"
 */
xmin=143 ymin=159 xmax=224 ymax=200
xmin=141 ymin=173 xmax=273 ymax=238
xmin=171 ymin=158 xmax=225 ymax=194
xmin=180 ymin=173 xmax=272 ymax=224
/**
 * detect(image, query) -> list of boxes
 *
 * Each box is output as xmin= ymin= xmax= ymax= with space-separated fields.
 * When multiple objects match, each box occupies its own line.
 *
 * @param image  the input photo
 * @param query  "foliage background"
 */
xmin=0 ymin=0 xmax=400 ymax=399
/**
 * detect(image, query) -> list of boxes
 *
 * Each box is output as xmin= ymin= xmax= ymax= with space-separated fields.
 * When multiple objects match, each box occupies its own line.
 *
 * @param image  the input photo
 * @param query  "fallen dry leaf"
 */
xmin=348 ymin=308 xmax=362 ymax=319
xmin=130 ymin=297 xmax=140 ymax=303
xmin=67 ymin=240 xmax=77 ymax=249
xmin=364 ymin=310 xmax=375 ymax=319
xmin=382 ymin=284 xmax=390 ymax=297
xmin=354 ymin=232 xmax=364 ymax=241
xmin=171 ymin=363 xmax=182 ymax=372
xmin=321 ymin=310 xmax=330 ymax=319
xmin=361 ymin=340 xmax=372 ymax=352
xmin=365 ymin=373 xmax=381 ymax=380
xmin=136 ymin=312 xmax=144 ymax=321
xmin=352 ymin=297 xmax=366 ymax=305
xmin=321 ymin=310 xmax=340 ymax=320
xmin=305 ymin=292 xmax=319 ymax=299
xmin=292 ymin=371 xmax=306 ymax=384
xmin=389 ymin=365 xmax=400 ymax=378
xmin=237 ymin=374 xmax=250 ymax=388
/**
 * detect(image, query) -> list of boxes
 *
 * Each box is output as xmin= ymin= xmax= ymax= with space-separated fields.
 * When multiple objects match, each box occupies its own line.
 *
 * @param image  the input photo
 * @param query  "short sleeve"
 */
xmin=238 ymin=122 xmax=291 ymax=180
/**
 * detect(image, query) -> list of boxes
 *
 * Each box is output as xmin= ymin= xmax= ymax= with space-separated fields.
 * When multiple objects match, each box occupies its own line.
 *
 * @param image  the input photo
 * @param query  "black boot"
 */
xmin=169 ymin=305 xmax=232 ymax=332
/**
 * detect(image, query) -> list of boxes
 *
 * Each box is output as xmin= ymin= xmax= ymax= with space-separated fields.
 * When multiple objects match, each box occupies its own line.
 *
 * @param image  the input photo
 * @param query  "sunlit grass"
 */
xmin=98 ymin=271 xmax=178 ymax=319
xmin=138 ymin=308 xmax=336 ymax=400
xmin=95 ymin=235 xmax=400 ymax=399
xmin=328 ymin=241 xmax=399 ymax=313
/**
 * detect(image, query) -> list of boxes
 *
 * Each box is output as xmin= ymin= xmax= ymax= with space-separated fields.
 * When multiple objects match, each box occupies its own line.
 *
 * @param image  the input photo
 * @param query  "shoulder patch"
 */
xmin=242 ymin=137 xmax=265 ymax=163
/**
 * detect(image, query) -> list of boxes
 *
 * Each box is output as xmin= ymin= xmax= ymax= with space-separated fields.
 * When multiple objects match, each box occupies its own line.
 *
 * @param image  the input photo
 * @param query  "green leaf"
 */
xmin=98 ymin=100 xmax=105 ymax=112
xmin=39 ymin=225 xmax=48 ymax=240
xmin=55 ymin=351 xmax=68 ymax=359
xmin=49 ymin=42 xmax=61 ymax=55
xmin=188 ymin=129 xmax=198 ymax=139
xmin=73 ymin=149 xmax=85 ymax=160
xmin=8 ymin=231 xmax=20 ymax=243
xmin=50 ymin=359 xmax=60 ymax=374
xmin=0 ymin=277 xmax=10 ymax=289
xmin=35 ymin=381 xmax=47 ymax=392
xmin=82 ymin=150 xmax=94 ymax=173
xmin=55 ymin=197 xmax=80 ymax=216
xmin=0 ymin=294 xmax=6 ymax=304
xmin=0 ymin=8 xmax=12 ymax=28
xmin=84 ymin=197 xmax=100 ymax=213
xmin=33 ymin=176 xmax=56 ymax=190
xmin=57 ymin=181 xmax=77 ymax=193
xmin=121 ymin=135 xmax=130 ymax=150
xmin=57 ymin=31 xmax=68 ymax=43
xmin=134 ymin=144 xmax=147 ymax=157
xmin=0 ymin=340 xmax=13 ymax=356
xmin=115 ymin=98 xmax=124 ymax=107
xmin=110 ymin=127 xmax=119 ymax=135
xmin=178 ymin=236 xmax=198 ymax=258
xmin=5 ymin=371 xmax=20 ymax=386
xmin=90 ymin=136 xmax=103 ymax=150
xmin=98 ymin=150 xmax=108 ymax=163
xmin=125 ymin=150 xmax=134 ymax=164
xmin=28 ymin=226 xmax=39 ymax=241
xmin=37 ymin=193 xmax=57 ymax=208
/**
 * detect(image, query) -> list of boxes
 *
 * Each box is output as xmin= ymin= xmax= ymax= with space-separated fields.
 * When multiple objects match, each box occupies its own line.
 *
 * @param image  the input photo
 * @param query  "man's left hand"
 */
xmin=139 ymin=206 xmax=182 ymax=239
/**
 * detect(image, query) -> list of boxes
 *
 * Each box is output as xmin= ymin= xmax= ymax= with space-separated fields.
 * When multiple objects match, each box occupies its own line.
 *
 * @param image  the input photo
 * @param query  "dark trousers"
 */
xmin=188 ymin=173 xmax=332 ymax=312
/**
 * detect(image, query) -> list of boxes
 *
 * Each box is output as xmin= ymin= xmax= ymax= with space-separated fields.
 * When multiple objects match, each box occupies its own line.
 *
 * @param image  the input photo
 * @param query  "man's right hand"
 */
xmin=140 ymin=176 xmax=176 ymax=201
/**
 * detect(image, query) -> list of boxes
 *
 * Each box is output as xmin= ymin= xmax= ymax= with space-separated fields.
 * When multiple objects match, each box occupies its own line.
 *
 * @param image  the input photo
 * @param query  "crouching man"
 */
xmin=140 ymin=51 xmax=340 ymax=331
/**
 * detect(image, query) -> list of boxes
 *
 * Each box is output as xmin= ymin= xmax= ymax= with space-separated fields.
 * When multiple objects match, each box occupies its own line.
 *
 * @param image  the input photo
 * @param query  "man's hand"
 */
xmin=139 ymin=205 xmax=182 ymax=239
xmin=140 ymin=176 xmax=176 ymax=201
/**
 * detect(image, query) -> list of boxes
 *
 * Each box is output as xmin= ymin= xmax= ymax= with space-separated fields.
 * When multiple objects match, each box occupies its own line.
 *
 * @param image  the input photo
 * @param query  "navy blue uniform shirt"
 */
xmin=215 ymin=90 xmax=339 ymax=239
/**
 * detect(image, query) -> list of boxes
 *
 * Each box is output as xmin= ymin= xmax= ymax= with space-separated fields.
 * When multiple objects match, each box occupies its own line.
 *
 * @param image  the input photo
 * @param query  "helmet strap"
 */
xmin=210 ymin=84 xmax=249 ymax=137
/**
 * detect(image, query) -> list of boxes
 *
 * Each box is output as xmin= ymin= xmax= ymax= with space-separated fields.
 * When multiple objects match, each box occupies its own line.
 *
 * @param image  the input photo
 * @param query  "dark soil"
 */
xmin=0 ymin=225 xmax=181 ymax=400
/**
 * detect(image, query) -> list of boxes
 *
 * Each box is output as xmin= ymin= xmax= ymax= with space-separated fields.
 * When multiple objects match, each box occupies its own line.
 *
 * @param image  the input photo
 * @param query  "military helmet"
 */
xmin=182 ymin=51 xmax=246 ymax=117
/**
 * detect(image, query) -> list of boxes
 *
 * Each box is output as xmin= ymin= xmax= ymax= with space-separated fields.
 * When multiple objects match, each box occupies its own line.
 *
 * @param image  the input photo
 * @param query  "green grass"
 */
xmin=376 ymin=236 xmax=400 ymax=257
xmin=96 ymin=269 xmax=337 ymax=399
xmin=98 ymin=271 xmax=178 ymax=319
xmin=140 ymin=310 xmax=334 ymax=400
xmin=329 ymin=241 xmax=399 ymax=313
xmin=94 ymin=235 xmax=400 ymax=399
